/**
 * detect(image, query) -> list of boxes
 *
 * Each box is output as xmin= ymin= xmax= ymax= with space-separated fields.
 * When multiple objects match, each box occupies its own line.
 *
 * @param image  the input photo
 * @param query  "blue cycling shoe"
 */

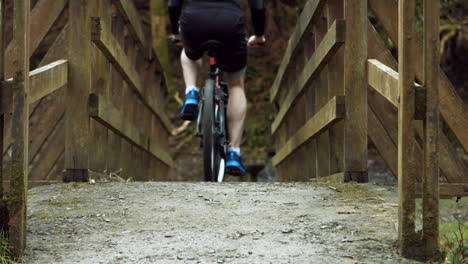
xmin=180 ymin=89 xmax=199 ymax=121
xmin=226 ymin=150 xmax=246 ymax=176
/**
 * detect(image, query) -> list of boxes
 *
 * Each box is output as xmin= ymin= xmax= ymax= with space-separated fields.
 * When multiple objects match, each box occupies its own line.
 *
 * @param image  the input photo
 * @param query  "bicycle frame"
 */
xmin=196 ymin=56 xmax=229 ymax=182
xmin=196 ymin=57 xmax=229 ymax=143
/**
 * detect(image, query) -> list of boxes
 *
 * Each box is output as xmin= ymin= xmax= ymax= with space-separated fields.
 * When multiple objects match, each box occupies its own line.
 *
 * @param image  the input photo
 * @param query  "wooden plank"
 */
xmin=4 ymin=0 xmax=67 ymax=78
xmin=416 ymin=184 xmax=468 ymax=198
xmin=368 ymin=59 xmax=425 ymax=108
xmin=439 ymin=184 xmax=468 ymax=198
xmin=0 ymin=0 xmax=6 ymax=231
xmin=436 ymin=126 xmax=468 ymax=183
xmin=38 ymin=24 xmax=68 ymax=68
xmin=45 ymin=152 xmax=64 ymax=182
xmin=343 ymin=0 xmax=368 ymax=181
xmin=0 ymin=0 xmax=4 ymax=200
xmin=3 ymin=60 xmax=68 ymax=110
xmin=29 ymin=118 xmax=65 ymax=181
xmin=113 ymin=0 xmax=149 ymax=57
xmin=397 ymin=0 xmax=418 ymax=257
xmin=368 ymin=106 xmax=398 ymax=177
xmin=89 ymin=93 xmax=174 ymax=167
xmin=119 ymin=22 xmax=133 ymax=180
xmin=28 ymin=60 xmax=68 ymax=103
xmin=327 ymin=0 xmax=345 ymax=175
xmin=28 ymin=90 xmax=65 ymax=167
xmin=106 ymin=3 xmax=123 ymax=174
xmin=367 ymin=22 xmax=467 ymax=184
xmin=272 ymin=96 xmax=345 ymax=167
xmin=64 ymin=0 xmax=91 ymax=182
xmin=421 ymin=0 xmax=440 ymax=256
xmin=271 ymin=20 xmax=345 ymax=134
xmin=91 ymin=17 xmax=173 ymax=133
xmin=370 ymin=86 xmax=467 ymax=185
xmin=309 ymin=172 xmax=345 ymax=183
xmin=369 ymin=0 xmax=468 ymax=152
xmin=148 ymin=140 xmax=174 ymax=168
xmin=89 ymin=0 xmax=109 ymax=174
xmin=314 ymin=7 xmax=330 ymax=179
xmin=9 ymin=0 xmax=30 ymax=256
xmin=133 ymin=51 xmax=146 ymax=181
xmin=270 ymin=0 xmax=326 ymax=102
xmin=367 ymin=59 xmax=401 ymax=107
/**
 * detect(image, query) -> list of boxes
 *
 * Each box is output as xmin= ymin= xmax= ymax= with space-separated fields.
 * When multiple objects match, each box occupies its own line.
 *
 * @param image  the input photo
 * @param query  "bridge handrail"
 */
xmin=0 ymin=0 xmax=174 ymax=256
xmin=368 ymin=0 xmax=468 ymax=153
xmin=270 ymin=0 xmax=326 ymax=103
xmin=271 ymin=20 xmax=345 ymax=135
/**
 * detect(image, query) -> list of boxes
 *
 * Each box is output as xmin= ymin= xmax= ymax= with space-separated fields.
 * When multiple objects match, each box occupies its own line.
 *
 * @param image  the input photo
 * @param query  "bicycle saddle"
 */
xmin=201 ymin=40 xmax=224 ymax=58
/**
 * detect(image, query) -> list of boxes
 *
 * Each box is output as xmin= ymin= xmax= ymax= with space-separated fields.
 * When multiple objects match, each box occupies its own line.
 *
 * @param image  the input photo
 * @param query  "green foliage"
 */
xmin=0 ymin=232 xmax=14 ymax=264
xmin=440 ymin=220 xmax=468 ymax=264
xmin=414 ymin=0 xmax=465 ymax=32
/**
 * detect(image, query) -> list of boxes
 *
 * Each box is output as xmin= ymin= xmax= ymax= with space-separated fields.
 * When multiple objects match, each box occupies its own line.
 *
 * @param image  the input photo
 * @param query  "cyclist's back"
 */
xmin=168 ymin=0 xmax=265 ymax=76
xmin=169 ymin=0 xmax=265 ymax=176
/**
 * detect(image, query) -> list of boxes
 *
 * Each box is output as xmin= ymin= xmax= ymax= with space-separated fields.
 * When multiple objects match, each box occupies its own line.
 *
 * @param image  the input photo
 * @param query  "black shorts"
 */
xmin=180 ymin=3 xmax=247 ymax=76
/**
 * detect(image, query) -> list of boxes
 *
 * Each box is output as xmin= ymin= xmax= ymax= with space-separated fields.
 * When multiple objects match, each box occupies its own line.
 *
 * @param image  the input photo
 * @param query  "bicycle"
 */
xmin=172 ymin=38 xmax=264 ymax=183
xmin=195 ymin=40 xmax=229 ymax=183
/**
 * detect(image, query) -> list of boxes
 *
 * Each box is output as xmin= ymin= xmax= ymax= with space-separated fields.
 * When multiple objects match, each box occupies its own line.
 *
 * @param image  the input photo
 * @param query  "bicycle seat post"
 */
xmin=209 ymin=56 xmax=218 ymax=78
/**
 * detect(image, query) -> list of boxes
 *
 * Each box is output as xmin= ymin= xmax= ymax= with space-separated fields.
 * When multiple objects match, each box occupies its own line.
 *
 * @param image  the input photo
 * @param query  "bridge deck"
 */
xmin=25 ymin=182 xmax=405 ymax=263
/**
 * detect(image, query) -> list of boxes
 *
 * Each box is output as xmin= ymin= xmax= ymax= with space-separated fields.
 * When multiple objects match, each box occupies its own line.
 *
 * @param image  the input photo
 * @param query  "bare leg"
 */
xmin=226 ymin=74 xmax=247 ymax=149
xmin=180 ymin=49 xmax=202 ymax=93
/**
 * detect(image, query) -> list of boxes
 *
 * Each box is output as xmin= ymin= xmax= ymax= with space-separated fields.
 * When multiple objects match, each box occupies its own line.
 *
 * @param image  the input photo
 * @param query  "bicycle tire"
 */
xmin=202 ymin=79 xmax=221 ymax=182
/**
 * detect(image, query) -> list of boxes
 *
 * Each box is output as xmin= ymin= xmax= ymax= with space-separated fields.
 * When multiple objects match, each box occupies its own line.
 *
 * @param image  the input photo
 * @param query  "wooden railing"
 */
xmin=270 ymin=0 xmax=368 ymax=183
xmin=271 ymin=0 xmax=467 ymax=260
xmin=0 ymin=0 xmax=173 ymax=255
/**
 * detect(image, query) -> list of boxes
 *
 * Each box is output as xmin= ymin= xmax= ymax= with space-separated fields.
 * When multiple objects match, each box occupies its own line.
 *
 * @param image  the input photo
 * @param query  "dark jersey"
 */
xmin=168 ymin=0 xmax=265 ymax=36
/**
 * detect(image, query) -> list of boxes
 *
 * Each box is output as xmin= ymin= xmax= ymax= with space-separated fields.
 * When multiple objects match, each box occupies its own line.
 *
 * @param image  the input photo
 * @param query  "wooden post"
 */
xmin=422 ymin=0 xmax=440 ymax=258
xmin=314 ymin=8 xmax=330 ymax=179
xmin=64 ymin=0 xmax=91 ymax=182
xmin=89 ymin=0 xmax=111 ymax=174
xmin=150 ymin=0 xmax=175 ymax=94
xmin=0 ymin=0 xmax=4 ymax=198
xmin=343 ymin=0 xmax=367 ymax=182
xmin=108 ymin=4 xmax=124 ymax=175
xmin=9 ymin=0 xmax=30 ymax=255
xmin=0 ymin=0 xmax=6 ymax=232
xmin=327 ymin=0 xmax=344 ymax=177
xmin=398 ymin=0 xmax=419 ymax=258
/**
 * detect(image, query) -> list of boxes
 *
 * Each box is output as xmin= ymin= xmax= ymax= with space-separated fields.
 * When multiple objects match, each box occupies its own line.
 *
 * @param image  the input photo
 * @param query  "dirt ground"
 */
xmin=24 ymin=182 xmax=414 ymax=264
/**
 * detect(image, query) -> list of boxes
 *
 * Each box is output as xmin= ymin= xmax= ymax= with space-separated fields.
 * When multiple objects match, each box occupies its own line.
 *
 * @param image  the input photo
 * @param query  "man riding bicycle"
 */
xmin=168 ymin=0 xmax=266 ymax=176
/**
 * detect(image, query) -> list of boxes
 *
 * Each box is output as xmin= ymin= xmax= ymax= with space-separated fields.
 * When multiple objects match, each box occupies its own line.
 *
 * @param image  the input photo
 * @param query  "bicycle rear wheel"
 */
xmin=202 ymin=79 xmax=222 ymax=182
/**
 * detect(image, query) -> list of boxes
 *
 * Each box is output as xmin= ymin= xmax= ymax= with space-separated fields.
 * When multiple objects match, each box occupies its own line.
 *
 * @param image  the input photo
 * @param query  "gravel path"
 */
xmin=24 ymin=182 xmax=406 ymax=264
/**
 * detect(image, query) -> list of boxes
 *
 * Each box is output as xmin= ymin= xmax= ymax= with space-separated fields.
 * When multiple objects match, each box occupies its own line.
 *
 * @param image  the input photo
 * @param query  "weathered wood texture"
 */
xmin=397 ymin=0 xmax=419 ymax=258
xmin=91 ymin=16 xmax=172 ymax=133
xmin=88 ymin=94 xmax=173 ymax=167
xmin=9 ymin=0 xmax=30 ymax=256
xmin=273 ymin=96 xmax=345 ymax=167
xmin=343 ymin=0 xmax=367 ymax=181
xmin=367 ymin=23 xmax=467 ymax=184
xmin=271 ymin=20 xmax=345 ymax=134
xmin=64 ymin=0 xmax=92 ymax=182
xmin=114 ymin=0 xmax=150 ymax=57
xmin=271 ymin=1 xmax=353 ymax=182
xmin=270 ymin=0 xmax=326 ymax=103
xmin=2 ymin=0 xmax=172 ymax=187
xmin=422 ymin=0 xmax=440 ymax=257
xmin=327 ymin=0 xmax=344 ymax=176
xmin=0 ymin=0 xmax=5 ymax=232
xmin=4 ymin=0 xmax=67 ymax=78
xmin=368 ymin=0 xmax=468 ymax=152
xmin=314 ymin=7 xmax=330 ymax=179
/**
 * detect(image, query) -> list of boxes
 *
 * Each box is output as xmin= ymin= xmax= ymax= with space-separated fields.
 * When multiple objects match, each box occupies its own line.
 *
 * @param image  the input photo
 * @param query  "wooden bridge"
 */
xmin=0 ymin=0 xmax=466 ymax=261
